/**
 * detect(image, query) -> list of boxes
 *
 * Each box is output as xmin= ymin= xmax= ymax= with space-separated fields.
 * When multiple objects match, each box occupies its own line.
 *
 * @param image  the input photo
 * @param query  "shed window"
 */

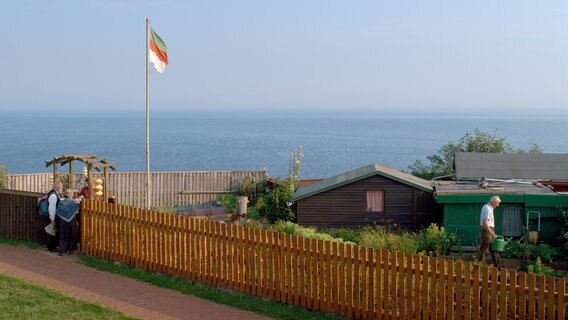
xmin=502 ymin=207 xmax=523 ymax=237
xmin=366 ymin=190 xmax=384 ymax=212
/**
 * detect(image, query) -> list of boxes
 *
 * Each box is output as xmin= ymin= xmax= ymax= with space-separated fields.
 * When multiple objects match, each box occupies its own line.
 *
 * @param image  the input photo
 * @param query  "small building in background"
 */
xmin=437 ymin=156 xmax=568 ymax=246
xmin=290 ymin=164 xmax=441 ymax=230
xmin=455 ymin=152 xmax=568 ymax=193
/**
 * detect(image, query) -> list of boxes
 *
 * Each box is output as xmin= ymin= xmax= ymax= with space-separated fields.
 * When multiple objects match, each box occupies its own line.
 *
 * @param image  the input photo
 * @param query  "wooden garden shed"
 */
xmin=290 ymin=164 xmax=441 ymax=230
xmin=434 ymin=180 xmax=567 ymax=246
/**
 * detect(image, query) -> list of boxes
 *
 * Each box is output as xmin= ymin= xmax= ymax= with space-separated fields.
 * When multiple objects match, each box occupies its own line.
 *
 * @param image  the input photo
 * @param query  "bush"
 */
xmin=235 ymin=177 xmax=256 ymax=197
xmin=270 ymin=221 xmax=348 ymax=243
xmin=258 ymin=178 xmax=296 ymax=223
xmin=416 ymin=224 xmax=460 ymax=256
xmin=247 ymin=207 xmax=261 ymax=220
xmin=527 ymin=257 xmax=555 ymax=277
xmin=322 ymin=228 xmax=364 ymax=243
xmin=218 ymin=194 xmax=237 ymax=213
xmin=357 ymin=226 xmax=418 ymax=254
xmin=528 ymin=243 xmax=559 ymax=263
xmin=501 ymin=240 xmax=525 ymax=260
xmin=240 ymin=219 xmax=267 ymax=229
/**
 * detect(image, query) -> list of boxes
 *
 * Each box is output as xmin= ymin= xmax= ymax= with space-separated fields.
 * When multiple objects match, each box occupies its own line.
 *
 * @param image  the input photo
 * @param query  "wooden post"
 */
xmin=53 ymin=163 xmax=58 ymax=184
xmin=69 ymin=161 xmax=74 ymax=191
xmin=87 ymin=164 xmax=93 ymax=198
xmin=104 ymin=167 xmax=109 ymax=201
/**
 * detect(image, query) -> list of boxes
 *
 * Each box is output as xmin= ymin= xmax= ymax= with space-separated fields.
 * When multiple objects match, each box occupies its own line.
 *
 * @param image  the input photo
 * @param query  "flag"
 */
xmin=148 ymin=27 xmax=168 ymax=73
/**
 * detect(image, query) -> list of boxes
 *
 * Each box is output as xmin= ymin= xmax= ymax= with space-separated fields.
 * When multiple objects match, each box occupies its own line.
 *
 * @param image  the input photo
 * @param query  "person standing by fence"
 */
xmin=46 ymin=180 xmax=63 ymax=252
xmin=477 ymin=195 xmax=501 ymax=267
xmin=56 ymin=189 xmax=81 ymax=256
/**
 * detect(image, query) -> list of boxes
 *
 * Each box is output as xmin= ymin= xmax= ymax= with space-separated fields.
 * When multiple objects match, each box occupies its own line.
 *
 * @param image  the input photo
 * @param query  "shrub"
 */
xmin=218 ymin=194 xmax=237 ymax=213
xmin=240 ymin=219 xmax=267 ymax=229
xmin=270 ymin=221 xmax=348 ymax=243
xmin=416 ymin=224 xmax=459 ymax=256
xmin=501 ymin=240 xmax=524 ymax=260
xmin=235 ymin=177 xmax=256 ymax=197
xmin=259 ymin=178 xmax=296 ymax=223
xmin=247 ymin=207 xmax=261 ymax=220
xmin=528 ymin=243 xmax=559 ymax=263
xmin=527 ymin=257 xmax=555 ymax=277
xmin=322 ymin=228 xmax=364 ymax=243
xmin=357 ymin=226 xmax=418 ymax=254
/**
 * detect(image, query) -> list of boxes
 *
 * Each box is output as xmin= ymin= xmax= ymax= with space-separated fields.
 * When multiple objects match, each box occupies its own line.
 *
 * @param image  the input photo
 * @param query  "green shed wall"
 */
xmin=439 ymin=194 xmax=568 ymax=246
xmin=443 ymin=203 xmax=506 ymax=246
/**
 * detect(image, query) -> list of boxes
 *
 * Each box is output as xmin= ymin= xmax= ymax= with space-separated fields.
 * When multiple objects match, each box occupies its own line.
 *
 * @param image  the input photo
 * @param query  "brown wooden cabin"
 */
xmin=291 ymin=164 xmax=441 ymax=230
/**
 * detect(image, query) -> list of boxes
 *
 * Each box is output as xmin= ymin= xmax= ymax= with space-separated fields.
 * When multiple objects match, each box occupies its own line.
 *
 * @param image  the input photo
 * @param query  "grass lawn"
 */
xmin=0 ymin=237 xmax=42 ymax=249
xmin=0 ymin=274 xmax=136 ymax=320
xmin=79 ymin=255 xmax=344 ymax=320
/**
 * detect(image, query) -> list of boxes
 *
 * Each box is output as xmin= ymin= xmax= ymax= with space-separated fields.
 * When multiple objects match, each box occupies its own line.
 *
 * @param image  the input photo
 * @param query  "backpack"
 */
xmin=38 ymin=190 xmax=58 ymax=217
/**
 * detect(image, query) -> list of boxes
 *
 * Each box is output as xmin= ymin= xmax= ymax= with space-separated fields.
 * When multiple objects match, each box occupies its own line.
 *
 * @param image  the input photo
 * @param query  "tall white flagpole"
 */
xmin=145 ymin=18 xmax=151 ymax=210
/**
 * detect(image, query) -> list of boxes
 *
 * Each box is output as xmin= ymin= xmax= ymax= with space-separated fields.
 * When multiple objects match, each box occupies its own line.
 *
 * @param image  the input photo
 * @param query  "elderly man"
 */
xmin=478 ymin=195 xmax=501 ymax=267
xmin=46 ymin=180 xmax=63 ymax=252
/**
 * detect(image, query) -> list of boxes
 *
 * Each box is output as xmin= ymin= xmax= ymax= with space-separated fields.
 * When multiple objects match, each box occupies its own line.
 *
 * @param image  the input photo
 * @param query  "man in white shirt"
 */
xmin=46 ymin=180 xmax=63 ymax=252
xmin=477 ymin=195 xmax=501 ymax=267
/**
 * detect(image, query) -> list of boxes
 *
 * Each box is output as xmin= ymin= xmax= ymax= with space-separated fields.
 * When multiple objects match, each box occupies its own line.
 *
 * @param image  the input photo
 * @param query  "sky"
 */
xmin=1 ymin=1 xmax=567 ymax=115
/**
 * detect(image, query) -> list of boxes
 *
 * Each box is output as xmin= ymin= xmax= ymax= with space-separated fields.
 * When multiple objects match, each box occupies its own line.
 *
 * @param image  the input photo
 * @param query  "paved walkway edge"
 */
xmin=0 ymin=261 xmax=177 ymax=320
xmin=0 ymin=245 xmax=270 ymax=320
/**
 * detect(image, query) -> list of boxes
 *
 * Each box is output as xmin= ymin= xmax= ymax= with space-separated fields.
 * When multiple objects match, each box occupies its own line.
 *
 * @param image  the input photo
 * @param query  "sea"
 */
xmin=1 ymin=111 xmax=567 ymax=179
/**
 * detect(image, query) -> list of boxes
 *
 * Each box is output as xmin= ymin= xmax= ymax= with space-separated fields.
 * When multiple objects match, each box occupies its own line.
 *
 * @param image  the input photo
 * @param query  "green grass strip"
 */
xmin=79 ymin=255 xmax=343 ymax=320
xmin=0 ymin=236 xmax=42 ymax=249
xmin=0 ymin=273 xmax=136 ymax=320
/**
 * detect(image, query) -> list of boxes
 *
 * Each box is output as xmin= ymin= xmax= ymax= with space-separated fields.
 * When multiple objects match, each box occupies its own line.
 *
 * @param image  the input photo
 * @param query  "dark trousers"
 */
xmin=58 ymin=216 xmax=78 ymax=254
xmin=478 ymin=227 xmax=500 ymax=267
xmin=43 ymin=216 xmax=58 ymax=251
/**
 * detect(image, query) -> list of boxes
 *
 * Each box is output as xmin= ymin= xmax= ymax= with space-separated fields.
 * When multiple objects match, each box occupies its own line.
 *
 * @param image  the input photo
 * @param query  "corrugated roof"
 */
xmin=291 ymin=164 xmax=432 ymax=201
xmin=455 ymin=152 xmax=568 ymax=180
xmin=434 ymin=180 xmax=555 ymax=196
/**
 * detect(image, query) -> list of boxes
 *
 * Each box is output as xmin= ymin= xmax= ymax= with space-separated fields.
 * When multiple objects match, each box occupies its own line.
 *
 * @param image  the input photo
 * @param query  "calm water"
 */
xmin=1 ymin=111 xmax=567 ymax=178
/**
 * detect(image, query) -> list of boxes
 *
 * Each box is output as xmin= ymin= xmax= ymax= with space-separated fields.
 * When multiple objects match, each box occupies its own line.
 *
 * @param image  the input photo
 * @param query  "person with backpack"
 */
xmin=56 ymin=189 xmax=81 ymax=256
xmin=45 ymin=180 xmax=63 ymax=252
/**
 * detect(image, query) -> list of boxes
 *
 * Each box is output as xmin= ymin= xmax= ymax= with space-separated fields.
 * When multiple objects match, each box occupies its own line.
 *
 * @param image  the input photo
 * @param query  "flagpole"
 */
xmin=145 ymin=18 xmax=151 ymax=210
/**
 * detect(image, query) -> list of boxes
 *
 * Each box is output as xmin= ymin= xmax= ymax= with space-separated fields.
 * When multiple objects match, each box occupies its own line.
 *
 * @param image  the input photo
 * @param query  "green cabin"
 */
xmin=435 ymin=181 xmax=568 ymax=246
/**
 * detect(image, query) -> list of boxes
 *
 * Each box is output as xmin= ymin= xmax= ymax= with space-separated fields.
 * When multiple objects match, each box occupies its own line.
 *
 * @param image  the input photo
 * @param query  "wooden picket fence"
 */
xmin=0 ymin=190 xmax=47 ymax=244
xmin=5 ymin=171 xmax=266 ymax=208
xmin=81 ymin=200 xmax=567 ymax=319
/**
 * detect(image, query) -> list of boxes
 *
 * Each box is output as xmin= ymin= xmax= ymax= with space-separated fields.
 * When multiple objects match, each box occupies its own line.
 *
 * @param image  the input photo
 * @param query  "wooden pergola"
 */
xmin=45 ymin=154 xmax=116 ymax=200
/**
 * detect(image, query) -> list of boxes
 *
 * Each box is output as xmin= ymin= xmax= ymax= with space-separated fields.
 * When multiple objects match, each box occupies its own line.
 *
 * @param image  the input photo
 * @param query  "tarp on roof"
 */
xmin=291 ymin=164 xmax=432 ymax=202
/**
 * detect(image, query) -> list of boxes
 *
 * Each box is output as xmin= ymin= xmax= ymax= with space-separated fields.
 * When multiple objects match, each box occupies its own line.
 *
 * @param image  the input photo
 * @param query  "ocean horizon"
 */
xmin=1 ymin=110 xmax=567 ymax=179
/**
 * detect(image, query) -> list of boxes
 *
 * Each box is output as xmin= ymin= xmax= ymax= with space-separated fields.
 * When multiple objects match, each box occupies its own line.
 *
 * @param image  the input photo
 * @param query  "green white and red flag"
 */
xmin=148 ymin=27 xmax=168 ymax=73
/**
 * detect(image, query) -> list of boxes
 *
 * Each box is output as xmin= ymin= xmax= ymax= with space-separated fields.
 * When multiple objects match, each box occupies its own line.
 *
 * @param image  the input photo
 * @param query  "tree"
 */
xmin=0 ymin=164 xmax=7 ymax=189
xmin=408 ymin=129 xmax=542 ymax=180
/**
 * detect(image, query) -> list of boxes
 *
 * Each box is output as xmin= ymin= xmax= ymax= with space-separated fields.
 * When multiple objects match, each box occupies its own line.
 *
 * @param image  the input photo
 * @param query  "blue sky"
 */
xmin=1 ymin=1 xmax=567 ymax=114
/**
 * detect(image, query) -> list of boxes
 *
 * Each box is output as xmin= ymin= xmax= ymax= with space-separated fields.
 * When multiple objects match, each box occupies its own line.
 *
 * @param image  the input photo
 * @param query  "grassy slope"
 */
xmin=0 ymin=274 xmax=136 ymax=320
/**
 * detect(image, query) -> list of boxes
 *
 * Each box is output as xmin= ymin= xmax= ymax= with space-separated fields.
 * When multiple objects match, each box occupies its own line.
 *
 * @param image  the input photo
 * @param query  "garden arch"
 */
xmin=45 ymin=154 xmax=116 ymax=200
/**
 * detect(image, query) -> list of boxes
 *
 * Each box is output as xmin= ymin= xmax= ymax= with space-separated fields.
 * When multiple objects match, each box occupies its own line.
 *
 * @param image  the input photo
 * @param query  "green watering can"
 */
xmin=492 ymin=236 xmax=511 ymax=252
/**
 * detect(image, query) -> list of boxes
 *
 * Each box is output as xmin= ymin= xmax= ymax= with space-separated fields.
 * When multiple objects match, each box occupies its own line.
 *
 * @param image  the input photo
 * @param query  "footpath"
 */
xmin=0 ymin=244 xmax=270 ymax=320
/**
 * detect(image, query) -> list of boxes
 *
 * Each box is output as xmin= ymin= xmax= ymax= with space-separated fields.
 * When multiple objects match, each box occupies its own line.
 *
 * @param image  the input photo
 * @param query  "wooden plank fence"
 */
xmin=81 ymin=200 xmax=568 ymax=319
xmin=6 ymin=171 xmax=266 ymax=208
xmin=0 ymin=190 xmax=47 ymax=244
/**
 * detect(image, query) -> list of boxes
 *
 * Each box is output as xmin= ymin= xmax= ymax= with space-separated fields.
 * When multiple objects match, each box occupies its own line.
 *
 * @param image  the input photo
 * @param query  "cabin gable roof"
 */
xmin=291 ymin=164 xmax=432 ymax=201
